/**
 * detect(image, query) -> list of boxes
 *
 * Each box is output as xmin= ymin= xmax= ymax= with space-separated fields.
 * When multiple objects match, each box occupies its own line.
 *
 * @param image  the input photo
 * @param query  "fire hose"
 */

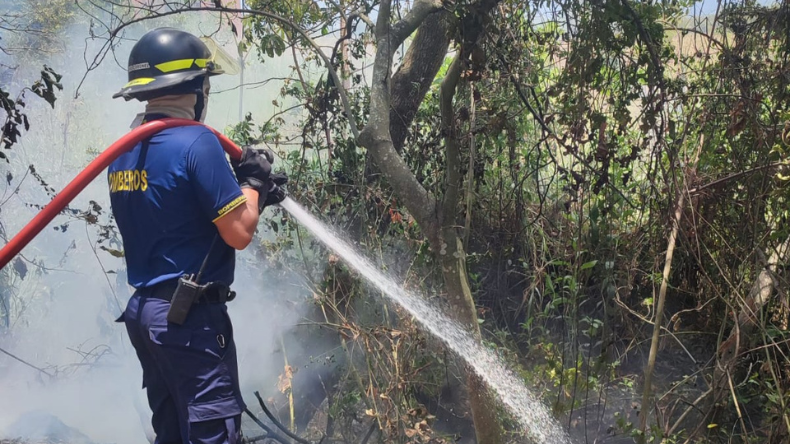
xmin=0 ymin=118 xmax=240 ymax=271
xmin=244 ymin=391 xmax=318 ymax=444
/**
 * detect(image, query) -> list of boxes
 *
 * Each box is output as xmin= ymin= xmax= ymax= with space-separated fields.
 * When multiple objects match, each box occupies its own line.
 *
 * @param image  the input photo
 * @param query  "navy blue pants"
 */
xmin=120 ymin=288 xmax=246 ymax=444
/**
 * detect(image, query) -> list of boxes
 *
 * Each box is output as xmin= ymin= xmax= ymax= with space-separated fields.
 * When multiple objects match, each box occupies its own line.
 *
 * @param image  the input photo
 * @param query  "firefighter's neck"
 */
xmin=146 ymin=94 xmax=197 ymax=121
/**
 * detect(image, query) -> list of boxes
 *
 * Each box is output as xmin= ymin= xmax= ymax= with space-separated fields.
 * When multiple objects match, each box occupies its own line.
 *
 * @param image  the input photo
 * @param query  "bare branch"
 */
xmin=663 ymin=24 xmax=727 ymax=50
xmin=689 ymin=161 xmax=790 ymax=195
xmin=355 ymin=11 xmax=375 ymax=28
xmin=0 ymin=345 xmax=54 ymax=377
xmin=439 ymin=53 xmax=463 ymax=224
xmin=75 ymin=2 xmax=360 ymax=138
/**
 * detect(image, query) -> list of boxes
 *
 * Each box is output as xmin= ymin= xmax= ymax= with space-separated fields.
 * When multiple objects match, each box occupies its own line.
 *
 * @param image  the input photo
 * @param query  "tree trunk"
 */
xmin=639 ymin=189 xmax=684 ymax=438
xmin=436 ymin=49 xmax=506 ymax=442
xmin=358 ymin=0 xmax=507 ymax=440
xmin=640 ymin=134 xmax=703 ymax=438
xmin=357 ymin=0 xmax=442 ymax=243
xmin=390 ymin=10 xmax=454 ymax=153
xmin=442 ymin=231 xmax=506 ymax=443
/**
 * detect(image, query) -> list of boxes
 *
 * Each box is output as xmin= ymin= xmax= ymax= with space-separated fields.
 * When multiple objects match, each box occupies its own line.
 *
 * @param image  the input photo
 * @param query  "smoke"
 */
xmin=0 ymin=7 xmax=313 ymax=443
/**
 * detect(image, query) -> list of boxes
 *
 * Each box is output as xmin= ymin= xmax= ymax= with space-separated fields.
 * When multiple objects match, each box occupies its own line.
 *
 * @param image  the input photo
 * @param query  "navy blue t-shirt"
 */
xmin=108 ymin=122 xmax=246 ymax=288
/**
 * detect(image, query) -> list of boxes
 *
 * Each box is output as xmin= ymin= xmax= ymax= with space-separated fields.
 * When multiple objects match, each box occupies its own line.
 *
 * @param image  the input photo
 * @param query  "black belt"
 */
xmin=145 ymin=280 xmax=236 ymax=304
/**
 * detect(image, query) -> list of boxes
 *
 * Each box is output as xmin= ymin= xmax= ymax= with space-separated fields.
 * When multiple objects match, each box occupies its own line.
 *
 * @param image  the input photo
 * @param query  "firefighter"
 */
xmin=110 ymin=27 xmax=286 ymax=444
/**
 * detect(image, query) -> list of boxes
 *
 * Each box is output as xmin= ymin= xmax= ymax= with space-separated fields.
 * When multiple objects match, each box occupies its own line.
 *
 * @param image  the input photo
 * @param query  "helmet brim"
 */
xmin=112 ymin=70 xmax=207 ymax=100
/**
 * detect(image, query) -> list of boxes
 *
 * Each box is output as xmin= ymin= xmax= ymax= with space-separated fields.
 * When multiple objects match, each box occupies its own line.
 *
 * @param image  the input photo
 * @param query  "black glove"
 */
xmin=231 ymin=146 xmax=272 ymax=195
xmin=261 ymin=172 xmax=289 ymax=209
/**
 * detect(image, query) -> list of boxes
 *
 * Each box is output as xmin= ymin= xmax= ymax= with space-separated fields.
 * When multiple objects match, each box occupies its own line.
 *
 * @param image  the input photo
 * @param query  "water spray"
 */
xmin=278 ymin=198 xmax=573 ymax=444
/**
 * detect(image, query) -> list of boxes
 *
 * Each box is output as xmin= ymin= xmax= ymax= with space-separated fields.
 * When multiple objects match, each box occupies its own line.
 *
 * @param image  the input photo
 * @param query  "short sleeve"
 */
xmin=185 ymin=132 xmax=246 ymax=222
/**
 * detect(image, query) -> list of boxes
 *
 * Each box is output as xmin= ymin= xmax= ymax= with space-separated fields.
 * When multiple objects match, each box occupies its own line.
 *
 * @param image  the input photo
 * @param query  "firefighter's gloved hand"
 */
xmin=261 ymin=172 xmax=289 ymax=209
xmin=231 ymin=146 xmax=272 ymax=195
xmin=270 ymin=172 xmax=288 ymax=186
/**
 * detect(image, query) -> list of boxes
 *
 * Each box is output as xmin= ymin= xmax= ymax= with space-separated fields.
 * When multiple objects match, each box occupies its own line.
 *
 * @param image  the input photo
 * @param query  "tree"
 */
xmin=357 ymin=0 xmax=509 ymax=440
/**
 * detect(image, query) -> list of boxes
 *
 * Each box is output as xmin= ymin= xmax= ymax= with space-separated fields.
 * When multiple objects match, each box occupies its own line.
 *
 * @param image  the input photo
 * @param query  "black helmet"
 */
xmin=113 ymin=28 xmax=228 ymax=101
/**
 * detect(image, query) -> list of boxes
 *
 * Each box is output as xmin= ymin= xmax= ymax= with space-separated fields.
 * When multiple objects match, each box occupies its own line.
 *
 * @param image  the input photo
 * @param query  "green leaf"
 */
xmin=581 ymin=260 xmax=598 ymax=270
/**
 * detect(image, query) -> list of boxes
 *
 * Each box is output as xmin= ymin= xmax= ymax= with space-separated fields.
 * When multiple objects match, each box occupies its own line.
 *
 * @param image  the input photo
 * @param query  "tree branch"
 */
xmin=0 ymin=345 xmax=54 ymax=377
xmin=439 ymin=54 xmax=463 ymax=227
xmin=390 ymin=9 xmax=454 ymax=153
xmin=391 ymin=0 xmax=444 ymax=47
xmin=688 ymin=161 xmax=788 ymax=195
xmin=663 ymin=25 xmax=727 ymax=50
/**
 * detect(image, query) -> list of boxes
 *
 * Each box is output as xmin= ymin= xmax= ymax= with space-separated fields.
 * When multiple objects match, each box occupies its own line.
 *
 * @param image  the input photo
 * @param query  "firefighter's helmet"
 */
xmin=113 ymin=27 xmax=237 ymax=101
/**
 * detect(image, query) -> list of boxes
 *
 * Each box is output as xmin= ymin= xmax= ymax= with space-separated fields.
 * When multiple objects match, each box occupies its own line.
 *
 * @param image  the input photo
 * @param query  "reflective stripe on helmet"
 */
xmin=123 ymin=78 xmax=156 ymax=87
xmin=154 ymin=58 xmax=209 ymax=73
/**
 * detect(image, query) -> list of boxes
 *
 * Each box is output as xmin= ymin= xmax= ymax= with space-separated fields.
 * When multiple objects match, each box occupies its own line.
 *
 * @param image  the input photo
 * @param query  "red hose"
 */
xmin=0 ymin=118 xmax=242 ymax=270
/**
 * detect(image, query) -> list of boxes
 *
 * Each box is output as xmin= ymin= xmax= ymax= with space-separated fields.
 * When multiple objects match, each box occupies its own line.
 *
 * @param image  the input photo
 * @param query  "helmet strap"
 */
xmin=194 ymin=90 xmax=205 ymax=122
xmin=194 ymin=75 xmax=210 ymax=122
